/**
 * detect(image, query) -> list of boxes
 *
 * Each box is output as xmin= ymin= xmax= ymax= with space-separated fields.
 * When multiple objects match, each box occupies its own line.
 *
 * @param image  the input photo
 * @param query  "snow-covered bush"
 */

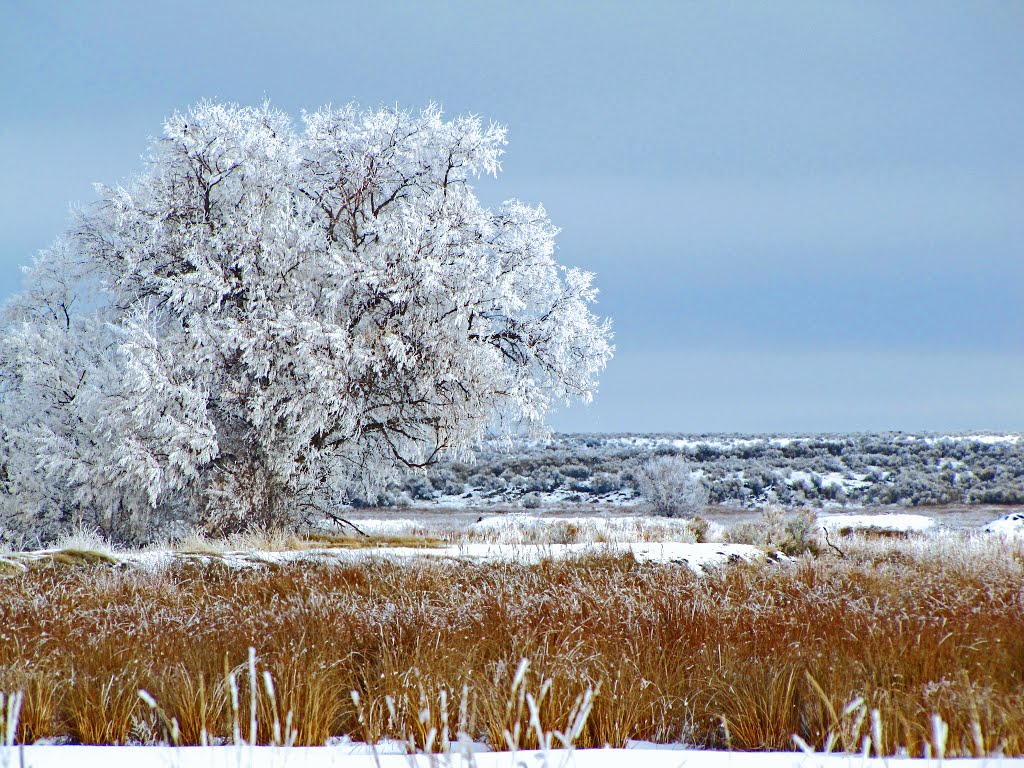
xmin=727 ymin=505 xmax=822 ymax=556
xmin=0 ymin=101 xmax=612 ymax=542
xmin=425 ymin=467 xmax=461 ymax=497
xmin=401 ymin=472 xmax=435 ymax=501
xmin=588 ymin=471 xmax=623 ymax=494
xmin=686 ymin=514 xmax=711 ymax=542
xmin=634 ymin=455 xmax=708 ymax=517
xmin=520 ymin=492 xmax=542 ymax=509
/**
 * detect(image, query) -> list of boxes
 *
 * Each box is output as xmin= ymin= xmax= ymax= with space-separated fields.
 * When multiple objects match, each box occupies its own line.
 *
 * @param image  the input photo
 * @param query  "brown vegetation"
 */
xmin=1 ymin=533 xmax=1022 ymax=755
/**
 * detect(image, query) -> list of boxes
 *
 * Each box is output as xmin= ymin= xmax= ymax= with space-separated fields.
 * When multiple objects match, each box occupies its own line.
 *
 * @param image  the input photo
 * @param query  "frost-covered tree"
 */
xmin=0 ymin=101 xmax=612 ymax=541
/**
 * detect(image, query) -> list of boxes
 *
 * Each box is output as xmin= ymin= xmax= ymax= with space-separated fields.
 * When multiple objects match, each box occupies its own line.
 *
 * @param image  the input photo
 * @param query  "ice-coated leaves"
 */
xmin=0 ymin=101 xmax=613 ymax=541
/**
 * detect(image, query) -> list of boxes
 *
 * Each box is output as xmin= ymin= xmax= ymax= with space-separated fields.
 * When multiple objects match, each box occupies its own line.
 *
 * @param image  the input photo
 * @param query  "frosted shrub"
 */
xmin=520 ymin=492 xmax=542 ymax=509
xmin=727 ymin=504 xmax=822 ymax=556
xmin=766 ymin=505 xmax=822 ymax=555
xmin=589 ymin=471 xmax=622 ymax=494
xmin=634 ymin=455 xmax=708 ymax=517
xmin=686 ymin=514 xmax=711 ymax=543
xmin=401 ymin=473 xmax=435 ymax=502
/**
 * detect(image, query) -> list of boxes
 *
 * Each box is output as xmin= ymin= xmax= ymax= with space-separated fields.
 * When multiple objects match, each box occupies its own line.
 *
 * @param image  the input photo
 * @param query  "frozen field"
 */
xmin=343 ymin=504 xmax=1023 ymax=534
xmin=4 ymin=508 xmax=1023 ymax=576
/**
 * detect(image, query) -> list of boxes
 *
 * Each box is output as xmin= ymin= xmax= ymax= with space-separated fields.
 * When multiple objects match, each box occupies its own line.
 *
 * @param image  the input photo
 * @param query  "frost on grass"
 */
xmin=0 ymin=101 xmax=612 ymax=544
xmin=1 ymin=531 xmax=1023 ymax=756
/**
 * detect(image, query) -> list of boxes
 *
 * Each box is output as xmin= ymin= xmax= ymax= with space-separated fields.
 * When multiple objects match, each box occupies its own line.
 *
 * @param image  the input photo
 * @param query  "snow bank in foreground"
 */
xmin=982 ymin=512 xmax=1024 ymax=537
xmin=114 ymin=542 xmax=764 ymax=575
xmin=6 ymin=745 xmax=1021 ymax=768
xmin=10 ymin=541 xmax=765 ymax=576
xmin=819 ymin=513 xmax=935 ymax=533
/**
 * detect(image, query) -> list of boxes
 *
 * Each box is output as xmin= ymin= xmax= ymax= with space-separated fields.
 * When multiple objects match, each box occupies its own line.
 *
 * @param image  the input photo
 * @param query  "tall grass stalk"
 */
xmin=1 ymin=692 xmax=22 ymax=746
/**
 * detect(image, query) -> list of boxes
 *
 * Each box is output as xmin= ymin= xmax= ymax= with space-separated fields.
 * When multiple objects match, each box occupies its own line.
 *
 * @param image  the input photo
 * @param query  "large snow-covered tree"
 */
xmin=0 ymin=101 xmax=612 ymax=542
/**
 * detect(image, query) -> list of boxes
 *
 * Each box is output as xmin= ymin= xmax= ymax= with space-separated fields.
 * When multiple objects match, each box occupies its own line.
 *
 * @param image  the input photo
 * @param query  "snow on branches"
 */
xmin=0 ymin=101 xmax=612 ymax=542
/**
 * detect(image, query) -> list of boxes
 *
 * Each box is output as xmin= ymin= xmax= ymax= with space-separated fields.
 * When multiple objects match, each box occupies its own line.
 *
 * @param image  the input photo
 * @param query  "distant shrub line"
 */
xmin=377 ymin=433 xmax=1024 ymax=510
xmin=2 ymin=432 xmax=1021 ymax=547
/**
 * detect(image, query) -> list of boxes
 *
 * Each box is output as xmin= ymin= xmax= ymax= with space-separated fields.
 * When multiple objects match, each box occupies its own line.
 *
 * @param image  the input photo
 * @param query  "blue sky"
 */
xmin=2 ymin=1 xmax=1022 ymax=433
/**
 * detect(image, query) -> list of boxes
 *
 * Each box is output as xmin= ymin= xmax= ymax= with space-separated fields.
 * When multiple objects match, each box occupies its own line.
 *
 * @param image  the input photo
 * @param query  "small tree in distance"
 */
xmin=0 ymin=101 xmax=612 ymax=542
xmin=635 ymin=456 xmax=708 ymax=517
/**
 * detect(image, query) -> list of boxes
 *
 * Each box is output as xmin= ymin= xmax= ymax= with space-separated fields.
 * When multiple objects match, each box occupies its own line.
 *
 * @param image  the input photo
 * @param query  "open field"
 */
xmin=2 ymin=517 xmax=1023 ymax=761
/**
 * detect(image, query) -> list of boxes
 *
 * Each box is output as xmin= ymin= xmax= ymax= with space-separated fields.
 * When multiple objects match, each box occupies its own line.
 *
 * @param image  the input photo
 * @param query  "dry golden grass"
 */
xmin=0 ymin=531 xmax=1022 ymax=755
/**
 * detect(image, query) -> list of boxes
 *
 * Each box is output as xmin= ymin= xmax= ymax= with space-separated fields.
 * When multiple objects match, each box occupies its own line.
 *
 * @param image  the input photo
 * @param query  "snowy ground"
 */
xmin=5 ymin=508 xmax=1024 ymax=576
xmin=345 ymin=508 xmax=1024 ymax=544
xmin=3 ymin=540 xmax=767 ymax=575
xmin=350 ymin=508 xmax=1020 ymax=538
xmin=982 ymin=511 xmax=1024 ymax=537
xmin=7 ymin=744 xmax=1024 ymax=768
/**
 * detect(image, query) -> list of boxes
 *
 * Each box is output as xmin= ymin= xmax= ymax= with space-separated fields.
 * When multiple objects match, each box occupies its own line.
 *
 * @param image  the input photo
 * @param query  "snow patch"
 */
xmin=13 ymin=541 xmax=764 ymax=575
xmin=982 ymin=512 xmax=1024 ymax=537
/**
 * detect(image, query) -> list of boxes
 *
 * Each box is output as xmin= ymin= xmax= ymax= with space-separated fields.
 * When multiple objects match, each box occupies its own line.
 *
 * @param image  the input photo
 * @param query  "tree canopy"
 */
xmin=0 ymin=101 xmax=612 ymax=542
